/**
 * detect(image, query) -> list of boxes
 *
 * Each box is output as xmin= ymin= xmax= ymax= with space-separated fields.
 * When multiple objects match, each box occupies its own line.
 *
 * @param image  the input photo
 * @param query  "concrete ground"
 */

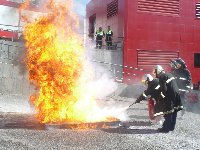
xmin=0 ymin=95 xmax=200 ymax=150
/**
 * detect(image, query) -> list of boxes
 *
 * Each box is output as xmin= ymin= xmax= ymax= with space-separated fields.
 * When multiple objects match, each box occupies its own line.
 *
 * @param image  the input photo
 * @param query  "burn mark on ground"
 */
xmin=0 ymin=113 xmax=122 ymax=130
xmin=0 ymin=112 xmax=45 ymax=130
xmin=0 ymin=112 xmax=152 ymax=131
xmin=44 ymin=121 xmax=122 ymax=130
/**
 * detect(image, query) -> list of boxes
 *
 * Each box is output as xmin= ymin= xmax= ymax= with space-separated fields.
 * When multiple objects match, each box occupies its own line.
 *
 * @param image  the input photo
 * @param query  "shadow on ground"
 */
xmin=0 ymin=113 xmax=153 ymax=132
xmin=128 ymin=107 xmax=148 ymax=111
xmin=100 ymin=120 xmax=156 ymax=135
xmin=129 ymin=115 xmax=149 ymax=120
xmin=101 ymin=128 xmax=157 ymax=135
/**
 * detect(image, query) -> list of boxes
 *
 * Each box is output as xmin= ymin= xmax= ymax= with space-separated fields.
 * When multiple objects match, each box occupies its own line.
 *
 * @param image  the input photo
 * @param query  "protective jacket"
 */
xmin=158 ymin=72 xmax=183 ymax=115
xmin=105 ymin=30 xmax=113 ymax=42
xmin=95 ymin=30 xmax=105 ymax=40
xmin=136 ymin=78 xmax=163 ymax=116
xmin=173 ymin=68 xmax=192 ymax=91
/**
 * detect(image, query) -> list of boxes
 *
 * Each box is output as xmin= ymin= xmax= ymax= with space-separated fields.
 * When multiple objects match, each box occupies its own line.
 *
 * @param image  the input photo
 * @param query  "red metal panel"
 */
xmin=0 ymin=0 xmax=43 ymax=12
xmin=138 ymin=0 xmax=180 ymax=15
xmin=124 ymin=0 xmax=200 ymax=83
xmin=0 ymin=30 xmax=18 ymax=39
xmin=86 ymin=0 xmax=200 ymax=83
xmin=0 ymin=0 xmax=19 ymax=8
xmin=137 ymin=50 xmax=179 ymax=67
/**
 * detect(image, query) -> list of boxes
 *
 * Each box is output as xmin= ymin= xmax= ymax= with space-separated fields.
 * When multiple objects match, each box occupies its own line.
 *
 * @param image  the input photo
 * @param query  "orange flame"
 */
xmin=23 ymin=0 xmax=118 ymax=124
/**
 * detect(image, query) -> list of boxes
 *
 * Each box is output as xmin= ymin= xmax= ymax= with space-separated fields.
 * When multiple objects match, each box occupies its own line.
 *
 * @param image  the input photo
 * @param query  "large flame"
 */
xmin=22 ymin=0 xmax=118 ymax=124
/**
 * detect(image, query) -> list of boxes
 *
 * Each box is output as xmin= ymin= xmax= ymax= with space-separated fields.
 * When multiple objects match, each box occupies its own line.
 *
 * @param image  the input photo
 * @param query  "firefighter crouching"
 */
xmin=95 ymin=27 xmax=105 ymax=49
xmin=155 ymin=65 xmax=183 ymax=133
xmin=133 ymin=74 xmax=162 ymax=121
xmin=105 ymin=26 xmax=113 ymax=50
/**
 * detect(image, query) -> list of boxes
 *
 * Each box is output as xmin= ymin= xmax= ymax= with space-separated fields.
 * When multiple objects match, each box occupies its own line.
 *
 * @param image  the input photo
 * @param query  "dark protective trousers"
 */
xmin=96 ymin=39 xmax=103 ymax=49
xmin=106 ymin=40 xmax=112 ymax=50
xmin=162 ymin=111 xmax=177 ymax=131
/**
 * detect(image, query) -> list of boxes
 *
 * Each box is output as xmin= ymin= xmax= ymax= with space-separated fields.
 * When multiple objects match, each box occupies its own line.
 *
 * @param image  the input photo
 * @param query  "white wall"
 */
xmin=0 ymin=40 xmax=32 ymax=96
xmin=0 ymin=6 xmax=20 ymax=30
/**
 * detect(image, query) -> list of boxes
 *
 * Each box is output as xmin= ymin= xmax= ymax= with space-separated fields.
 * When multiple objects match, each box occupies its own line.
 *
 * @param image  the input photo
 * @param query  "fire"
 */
xmin=22 ymin=0 xmax=118 ymax=124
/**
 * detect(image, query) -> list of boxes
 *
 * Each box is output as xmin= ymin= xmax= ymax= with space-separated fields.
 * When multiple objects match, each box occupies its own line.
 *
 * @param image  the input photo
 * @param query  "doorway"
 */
xmin=89 ymin=14 xmax=96 ymax=39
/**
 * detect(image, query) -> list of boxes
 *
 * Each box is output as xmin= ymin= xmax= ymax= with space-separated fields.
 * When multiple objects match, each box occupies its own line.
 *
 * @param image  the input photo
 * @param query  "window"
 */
xmin=194 ymin=53 xmax=200 ymax=67
xmin=138 ymin=0 xmax=180 ymax=15
xmin=107 ymin=0 xmax=118 ymax=18
xmin=88 ymin=14 xmax=96 ymax=38
xmin=196 ymin=3 xmax=200 ymax=19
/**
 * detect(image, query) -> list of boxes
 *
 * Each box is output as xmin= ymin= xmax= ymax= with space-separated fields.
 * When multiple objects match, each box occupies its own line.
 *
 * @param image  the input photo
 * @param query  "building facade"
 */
xmin=86 ymin=0 xmax=200 ymax=84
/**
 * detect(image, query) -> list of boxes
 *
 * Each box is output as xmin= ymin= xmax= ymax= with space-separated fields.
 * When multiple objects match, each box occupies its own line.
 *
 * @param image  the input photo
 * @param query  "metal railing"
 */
xmin=0 ymin=42 xmax=24 ymax=64
xmin=91 ymin=36 xmax=124 ymax=51
xmin=91 ymin=60 xmax=148 ymax=82
xmin=0 ymin=24 xmax=23 ymax=33
xmin=0 ymin=24 xmax=23 ymax=42
xmin=0 ymin=41 xmax=30 ymax=96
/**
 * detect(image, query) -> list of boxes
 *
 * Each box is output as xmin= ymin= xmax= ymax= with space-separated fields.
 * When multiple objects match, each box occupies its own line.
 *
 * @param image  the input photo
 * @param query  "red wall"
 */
xmin=123 ymin=0 xmax=200 ymax=83
xmin=87 ymin=0 xmax=200 ymax=83
xmin=0 ymin=30 xmax=18 ymax=40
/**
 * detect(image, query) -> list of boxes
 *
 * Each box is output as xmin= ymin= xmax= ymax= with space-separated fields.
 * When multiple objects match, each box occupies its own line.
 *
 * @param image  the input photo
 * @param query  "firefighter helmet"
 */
xmin=155 ymin=65 xmax=164 ymax=75
xmin=142 ymin=74 xmax=153 ymax=85
xmin=145 ymin=74 xmax=153 ymax=82
xmin=176 ymin=58 xmax=185 ymax=65
xmin=170 ymin=60 xmax=177 ymax=69
xmin=176 ymin=58 xmax=186 ymax=68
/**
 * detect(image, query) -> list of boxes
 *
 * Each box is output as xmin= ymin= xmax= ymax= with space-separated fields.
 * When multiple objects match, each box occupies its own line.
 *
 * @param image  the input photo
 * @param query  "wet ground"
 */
xmin=0 ymin=95 xmax=200 ymax=150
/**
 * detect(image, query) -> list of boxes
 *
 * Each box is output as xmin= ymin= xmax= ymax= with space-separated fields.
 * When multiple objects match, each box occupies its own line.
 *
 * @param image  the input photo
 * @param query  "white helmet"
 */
xmin=155 ymin=65 xmax=164 ymax=74
xmin=144 ymin=74 xmax=153 ymax=82
xmin=142 ymin=74 xmax=153 ymax=85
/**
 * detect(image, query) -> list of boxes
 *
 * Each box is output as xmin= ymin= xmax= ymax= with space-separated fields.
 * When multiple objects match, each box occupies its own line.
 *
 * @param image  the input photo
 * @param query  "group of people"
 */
xmin=133 ymin=58 xmax=192 ymax=133
xmin=95 ymin=26 xmax=113 ymax=49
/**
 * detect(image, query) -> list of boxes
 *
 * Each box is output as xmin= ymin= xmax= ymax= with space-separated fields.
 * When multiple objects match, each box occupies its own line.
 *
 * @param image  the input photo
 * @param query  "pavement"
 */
xmin=0 ymin=95 xmax=200 ymax=150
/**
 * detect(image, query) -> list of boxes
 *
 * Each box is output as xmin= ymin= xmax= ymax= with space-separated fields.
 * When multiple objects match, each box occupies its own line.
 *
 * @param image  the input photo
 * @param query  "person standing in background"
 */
xmin=95 ymin=27 xmax=105 ymax=49
xmin=105 ymin=26 xmax=113 ymax=50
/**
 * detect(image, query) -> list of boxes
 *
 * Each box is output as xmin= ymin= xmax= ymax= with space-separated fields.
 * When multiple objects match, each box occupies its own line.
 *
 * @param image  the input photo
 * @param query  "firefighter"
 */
xmin=174 ymin=58 xmax=192 ymax=91
xmin=155 ymin=65 xmax=183 ymax=133
xmin=134 ymin=74 xmax=160 ymax=105
xmin=133 ymin=74 xmax=163 ymax=121
xmin=173 ymin=58 xmax=192 ymax=116
xmin=105 ymin=26 xmax=113 ymax=50
xmin=170 ymin=60 xmax=178 ymax=76
xmin=95 ymin=27 xmax=105 ymax=49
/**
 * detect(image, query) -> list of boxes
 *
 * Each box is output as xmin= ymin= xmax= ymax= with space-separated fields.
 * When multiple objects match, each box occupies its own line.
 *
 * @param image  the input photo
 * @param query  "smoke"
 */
xmin=82 ymin=63 xmax=130 ymax=121
xmin=83 ymin=40 xmax=130 ymax=121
